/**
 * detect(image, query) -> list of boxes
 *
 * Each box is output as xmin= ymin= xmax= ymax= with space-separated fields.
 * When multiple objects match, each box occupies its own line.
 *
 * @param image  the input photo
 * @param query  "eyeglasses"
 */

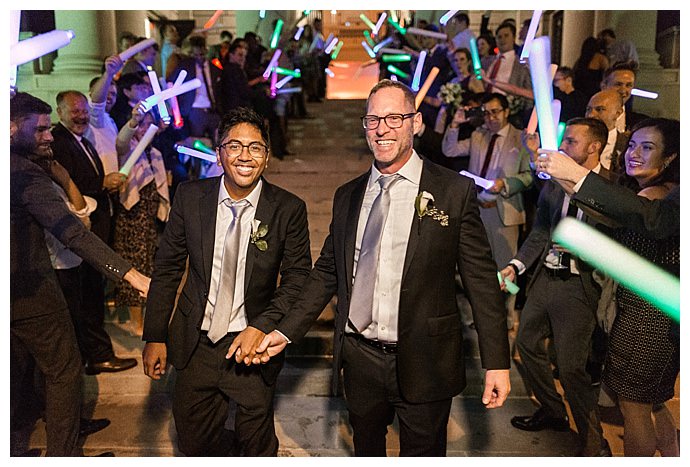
xmin=482 ymin=108 xmax=506 ymax=117
xmin=217 ymin=140 xmax=268 ymax=159
xmin=361 ymin=113 xmax=416 ymax=130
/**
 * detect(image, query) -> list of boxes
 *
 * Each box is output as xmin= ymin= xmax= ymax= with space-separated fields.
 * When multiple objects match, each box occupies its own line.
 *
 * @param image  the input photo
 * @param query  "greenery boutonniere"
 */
xmin=250 ymin=219 xmax=268 ymax=251
xmin=415 ymin=191 xmax=449 ymax=227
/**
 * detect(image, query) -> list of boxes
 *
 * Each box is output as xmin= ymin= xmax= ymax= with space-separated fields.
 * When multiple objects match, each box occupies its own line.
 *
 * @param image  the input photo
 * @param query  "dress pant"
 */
xmin=516 ymin=270 xmax=605 ymax=455
xmin=342 ymin=335 xmax=453 ymax=456
xmin=172 ymin=332 xmax=278 ymax=457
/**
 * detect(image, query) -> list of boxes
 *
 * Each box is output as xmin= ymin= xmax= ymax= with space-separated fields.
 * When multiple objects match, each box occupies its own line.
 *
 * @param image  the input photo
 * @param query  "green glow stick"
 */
xmin=193 ymin=140 xmax=215 ymax=155
xmin=381 ymin=54 xmax=411 ymax=63
xmin=330 ymin=40 xmax=344 ymax=60
xmin=497 ymin=272 xmax=520 ymax=295
xmin=360 ymin=13 xmax=376 ymax=31
xmin=553 ymin=218 xmax=679 ymax=322
xmin=270 ymin=19 xmax=283 ymax=49
xmin=387 ymin=64 xmax=410 ymax=79
xmin=469 ymin=37 xmax=482 ymax=80
xmin=273 ymin=66 xmax=301 ymax=78
xmin=387 ymin=16 xmax=406 ymax=35
xmin=556 ymin=122 xmax=566 ymax=147
xmin=363 ymin=30 xmax=376 ymax=48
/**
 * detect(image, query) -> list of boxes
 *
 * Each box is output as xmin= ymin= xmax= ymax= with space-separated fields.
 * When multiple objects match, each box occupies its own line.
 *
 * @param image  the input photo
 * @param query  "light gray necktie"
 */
xmin=207 ymin=199 xmax=249 ymax=343
xmin=349 ymin=174 xmax=401 ymax=333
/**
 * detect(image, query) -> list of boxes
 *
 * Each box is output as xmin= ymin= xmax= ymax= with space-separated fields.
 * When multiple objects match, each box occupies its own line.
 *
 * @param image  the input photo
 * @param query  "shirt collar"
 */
xmin=501 ymin=49 xmax=515 ymax=60
xmin=368 ymin=149 xmax=423 ymax=190
xmin=218 ymin=176 xmax=263 ymax=208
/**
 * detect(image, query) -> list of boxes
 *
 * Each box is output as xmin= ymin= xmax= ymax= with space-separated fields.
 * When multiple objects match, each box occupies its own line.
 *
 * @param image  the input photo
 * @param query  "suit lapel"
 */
xmin=401 ymin=161 xmax=435 ymax=282
xmin=200 ymin=178 xmax=222 ymax=289
xmin=344 ymin=173 xmax=369 ymax=296
xmin=244 ymin=179 xmax=276 ymax=292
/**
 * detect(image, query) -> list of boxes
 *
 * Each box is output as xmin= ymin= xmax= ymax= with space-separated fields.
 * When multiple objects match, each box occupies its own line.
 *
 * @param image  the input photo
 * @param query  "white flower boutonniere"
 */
xmin=250 ymin=219 xmax=268 ymax=251
xmin=414 ymin=191 xmax=449 ymax=226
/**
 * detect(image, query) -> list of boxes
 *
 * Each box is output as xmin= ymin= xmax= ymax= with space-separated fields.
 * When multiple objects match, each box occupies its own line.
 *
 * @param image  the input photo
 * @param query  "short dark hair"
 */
xmin=566 ymin=117 xmax=608 ymax=153
xmin=496 ymin=22 xmax=516 ymax=38
xmin=556 ymin=66 xmax=574 ymax=80
xmin=217 ymin=107 xmax=270 ymax=150
xmin=603 ymin=60 xmax=639 ymax=81
xmin=10 ymin=92 xmax=52 ymax=122
xmin=366 ymin=79 xmax=415 ymax=112
xmin=117 ymin=71 xmax=146 ymax=91
xmin=220 ymin=30 xmax=233 ymax=41
xmin=187 ymin=35 xmax=207 ymax=50
xmin=478 ymin=33 xmax=497 ymax=55
xmin=599 ymin=28 xmax=616 ymax=39
xmin=228 ymin=39 xmax=246 ymax=55
xmin=56 ymin=90 xmax=87 ymax=109
xmin=481 ymin=92 xmax=509 ymax=110
xmin=456 ymin=13 xmax=470 ymax=26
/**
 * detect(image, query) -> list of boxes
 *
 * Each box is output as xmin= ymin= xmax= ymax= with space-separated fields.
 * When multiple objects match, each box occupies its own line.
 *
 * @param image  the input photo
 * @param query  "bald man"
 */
xmin=585 ymin=89 xmax=628 ymax=173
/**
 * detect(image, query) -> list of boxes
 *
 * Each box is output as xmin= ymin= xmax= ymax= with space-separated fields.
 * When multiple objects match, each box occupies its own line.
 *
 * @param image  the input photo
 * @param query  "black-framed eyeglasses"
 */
xmin=481 ymin=108 xmax=506 ymax=117
xmin=217 ymin=140 xmax=268 ymax=159
xmin=361 ymin=113 xmax=416 ymax=130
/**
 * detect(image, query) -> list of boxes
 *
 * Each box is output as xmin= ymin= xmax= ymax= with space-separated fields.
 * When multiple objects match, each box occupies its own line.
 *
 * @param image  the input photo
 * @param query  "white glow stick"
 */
xmin=119 ymin=124 xmax=159 ymax=176
xmin=361 ymin=41 xmax=376 ymax=58
xmin=142 ymin=78 xmax=201 ymax=111
xmin=324 ymin=37 xmax=339 ymax=54
xmin=372 ymin=36 xmax=394 ymax=53
xmin=440 ymin=10 xmax=459 ymax=26
xmin=325 ymin=68 xmax=335 ymax=78
xmin=10 ymin=30 xmax=76 ymax=67
xmin=262 ymin=49 xmax=282 ymax=79
xmin=631 ymin=88 xmax=659 ymax=99
xmin=175 ymin=145 xmax=216 ymax=163
xmin=373 ymin=12 xmax=387 ymax=35
xmin=203 ymin=10 xmax=223 ymax=30
xmin=459 ymin=170 xmax=495 ymax=190
xmin=10 ymin=10 xmax=21 ymax=90
xmin=165 ymin=81 xmax=184 ymax=128
xmin=148 ymin=70 xmax=170 ymax=123
xmin=276 ymin=87 xmax=302 ymax=95
xmin=528 ymin=37 xmax=557 ymax=180
xmin=551 ymin=99 xmax=561 ymax=132
xmin=378 ymin=47 xmax=407 ymax=55
xmin=294 ymin=26 xmax=304 ymax=41
xmin=414 ymin=66 xmax=440 ymax=110
xmin=173 ymin=70 xmax=187 ymax=88
xmin=527 ymin=64 xmax=558 ymax=133
xmin=519 ymin=10 xmax=543 ymax=63
xmin=119 ymin=38 xmax=156 ymax=62
xmin=406 ymin=27 xmax=448 ymax=41
xmin=275 ymin=75 xmax=294 ymax=89
xmin=411 ymin=50 xmax=427 ymax=92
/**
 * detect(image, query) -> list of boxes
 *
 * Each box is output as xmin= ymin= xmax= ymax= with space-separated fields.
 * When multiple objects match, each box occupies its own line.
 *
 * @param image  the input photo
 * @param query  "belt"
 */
xmin=543 ymin=267 xmax=578 ymax=280
xmin=348 ymin=333 xmax=398 ymax=354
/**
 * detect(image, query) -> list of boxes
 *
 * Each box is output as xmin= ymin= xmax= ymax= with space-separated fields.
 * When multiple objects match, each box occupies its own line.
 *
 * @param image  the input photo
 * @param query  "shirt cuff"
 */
xmin=572 ymin=174 xmax=588 ymax=193
xmin=275 ymin=330 xmax=292 ymax=345
xmin=509 ymin=259 xmax=526 ymax=275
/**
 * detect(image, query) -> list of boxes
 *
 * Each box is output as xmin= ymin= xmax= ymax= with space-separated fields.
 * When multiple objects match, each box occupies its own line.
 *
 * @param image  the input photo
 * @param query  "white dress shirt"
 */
xmin=599 ymin=128 xmax=618 ymax=170
xmin=87 ymin=100 xmax=120 ymax=174
xmin=491 ymin=49 xmax=516 ymax=95
xmin=347 ymin=151 xmax=423 ymax=342
xmin=202 ymin=178 xmax=263 ymax=333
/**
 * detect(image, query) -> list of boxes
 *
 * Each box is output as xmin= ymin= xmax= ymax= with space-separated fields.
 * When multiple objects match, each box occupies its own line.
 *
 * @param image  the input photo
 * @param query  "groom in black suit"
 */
xmin=250 ymin=80 xmax=511 ymax=456
xmin=142 ymin=107 xmax=312 ymax=456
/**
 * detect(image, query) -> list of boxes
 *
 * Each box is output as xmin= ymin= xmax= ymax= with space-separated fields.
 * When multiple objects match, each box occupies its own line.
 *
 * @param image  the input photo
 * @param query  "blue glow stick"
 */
xmin=469 ymin=37 xmax=482 ymax=80
xmin=411 ymin=50 xmax=427 ymax=91
xmin=175 ymin=145 xmax=216 ymax=163
xmin=528 ymin=37 xmax=557 ymax=180
xmin=270 ymin=19 xmax=284 ymax=49
xmin=631 ymin=88 xmax=659 ymax=99
xmin=11 ymin=29 xmax=76 ymax=67
xmin=553 ymin=218 xmax=679 ymax=322
xmin=373 ymin=12 xmax=387 ymax=36
xmin=276 ymin=87 xmax=302 ymax=95
xmin=373 ymin=36 xmax=394 ymax=53
xmin=294 ymin=26 xmax=304 ymax=41
xmin=440 ymin=10 xmax=459 ymax=26
xmin=361 ymin=41 xmax=376 ymax=58
xmin=519 ymin=10 xmax=543 ymax=63
xmin=325 ymin=37 xmax=339 ymax=54
xmin=262 ymin=49 xmax=282 ymax=79
xmin=147 ymin=70 xmax=171 ymax=124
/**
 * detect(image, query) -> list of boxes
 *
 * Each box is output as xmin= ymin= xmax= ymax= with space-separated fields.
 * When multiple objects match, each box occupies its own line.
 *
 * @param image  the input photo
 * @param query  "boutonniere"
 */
xmin=414 ymin=191 xmax=449 ymax=226
xmin=250 ymin=219 xmax=268 ymax=251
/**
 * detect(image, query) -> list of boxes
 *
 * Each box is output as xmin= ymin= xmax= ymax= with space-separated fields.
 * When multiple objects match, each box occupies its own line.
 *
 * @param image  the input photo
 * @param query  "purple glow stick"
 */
xmin=11 ymin=29 xmax=75 ymax=67
xmin=262 ymin=49 xmax=282 ymax=79
xmin=373 ymin=12 xmax=388 ymax=36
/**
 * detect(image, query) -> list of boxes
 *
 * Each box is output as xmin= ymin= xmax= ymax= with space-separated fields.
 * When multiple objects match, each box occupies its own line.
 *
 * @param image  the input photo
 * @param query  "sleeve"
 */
xmin=89 ymin=100 xmax=108 ymax=129
xmin=503 ymin=142 xmax=534 ymax=196
xmin=442 ymin=127 xmax=472 ymax=158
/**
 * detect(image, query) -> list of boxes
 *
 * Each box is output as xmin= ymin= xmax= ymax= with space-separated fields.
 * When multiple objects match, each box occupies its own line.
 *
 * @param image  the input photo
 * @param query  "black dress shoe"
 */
xmin=511 ymin=408 xmax=570 ymax=432
xmin=79 ymin=418 xmax=111 ymax=437
xmin=85 ymin=357 xmax=137 ymax=375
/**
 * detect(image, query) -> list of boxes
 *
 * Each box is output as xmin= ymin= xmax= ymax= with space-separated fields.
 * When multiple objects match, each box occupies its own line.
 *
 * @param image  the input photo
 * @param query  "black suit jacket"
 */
xmin=10 ymin=152 xmax=131 ymax=322
xmin=278 ymin=157 xmax=510 ymax=404
xmin=143 ymin=177 xmax=312 ymax=385
xmin=167 ymin=56 xmax=216 ymax=117
xmin=217 ymin=62 xmax=252 ymax=115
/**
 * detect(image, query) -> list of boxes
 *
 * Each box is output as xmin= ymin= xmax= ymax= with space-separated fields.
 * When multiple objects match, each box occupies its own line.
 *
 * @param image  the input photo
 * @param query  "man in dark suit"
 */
xmin=51 ymin=90 xmax=137 ymax=375
xmin=216 ymin=41 xmax=252 ymax=116
xmin=600 ymin=61 xmax=650 ymax=133
xmin=500 ymin=118 xmax=612 ymax=456
xmin=250 ymin=80 xmax=511 ymax=456
xmin=142 ymin=107 xmax=312 ymax=456
xmin=10 ymin=92 xmax=150 ymax=456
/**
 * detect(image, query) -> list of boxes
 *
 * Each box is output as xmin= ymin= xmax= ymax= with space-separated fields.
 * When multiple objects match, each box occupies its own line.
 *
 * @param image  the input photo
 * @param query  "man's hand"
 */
xmin=487 ymin=178 xmax=505 ymax=194
xmin=142 ymin=342 xmax=167 ymax=380
xmin=103 ymin=172 xmax=126 ymax=192
xmin=226 ymin=326 xmax=266 ymax=365
xmin=123 ymin=268 xmax=151 ymax=297
xmin=450 ymin=107 xmax=469 ymax=128
xmin=498 ymin=266 xmax=516 ymax=292
xmin=521 ymin=131 xmax=540 ymax=161
xmin=104 ymin=55 xmax=124 ymax=76
xmin=253 ymin=331 xmax=289 ymax=364
xmin=482 ymin=369 xmax=510 ymax=408
xmin=536 ymin=149 xmax=589 ymax=194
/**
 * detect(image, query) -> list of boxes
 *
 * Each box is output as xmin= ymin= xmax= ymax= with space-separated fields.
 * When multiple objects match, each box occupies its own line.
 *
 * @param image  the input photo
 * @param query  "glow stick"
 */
xmin=270 ymin=71 xmax=278 ymax=98
xmin=631 ymin=88 xmax=659 ymax=99
xmin=119 ymin=38 xmax=156 ymax=62
xmin=469 ymin=37 xmax=482 ymax=80
xmin=411 ymin=50 xmax=427 ymax=91
xmin=551 ymin=99 xmax=561 ymax=131
xmin=556 ymin=122 xmax=567 ymax=147
xmin=528 ymin=37 xmax=557 ymax=180
xmin=142 ymin=78 xmax=201 ymax=111
xmin=373 ymin=36 xmax=394 ymax=53
xmin=148 ymin=71 xmax=170 ymax=123
xmin=10 ymin=10 xmax=20 ymax=90
xmin=203 ymin=10 xmax=223 ymax=30
xmin=331 ymin=41 xmax=344 ymax=60
xmin=276 ymin=87 xmax=302 ymax=95
xmin=382 ymin=54 xmax=412 ymax=63
xmin=519 ymin=10 xmax=543 ymax=63
xmin=325 ymin=68 xmax=335 ymax=78
xmin=387 ymin=16 xmax=406 ymax=35
xmin=373 ymin=12 xmax=387 ymax=36
xmin=387 ymin=64 xmax=409 ymax=79
xmin=440 ymin=10 xmax=459 ymax=26
xmin=303 ymin=10 xmax=311 ymax=15
xmin=406 ymin=27 xmax=448 ymax=41
xmin=275 ymin=75 xmax=294 ymax=89
xmin=414 ymin=67 xmax=440 ymax=110
xmin=324 ymin=33 xmax=334 ymax=49
xmin=363 ymin=30 xmax=376 ymax=48
xmin=211 ymin=58 xmax=223 ymax=70
xmin=361 ymin=41 xmax=376 ymax=58
xmin=553 ymin=218 xmax=679 ymax=322
xmin=11 ymin=30 xmax=76 ymax=67
xmin=259 ymin=10 xmax=266 ymax=19
xmin=274 ymin=66 xmax=301 ymax=78
xmin=459 ymin=170 xmax=495 ymax=190
xmin=378 ymin=47 xmax=407 ymax=55
xmin=390 ymin=10 xmax=398 ymax=23
xmin=270 ymin=19 xmax=284 ymax=49
xmin=294 ymin=26 xmax=304 ymax=41
xmin=174 ymin=70 xmax=187 ymax=88
xmin=262 ymin=49 xmax=282 ymax=79
xmin=360 ymin=13 xmax=376 ymax=31
xmin=175 ymin=145 xmax=216 ymax=163
xmin=325 ymin=37 xmax=339 ymax=54
xmin=119 ymin=124 xmax=159 ymax=176
xmin=390 ymin=75 xmax=398 ymax=82
xmin=193 ymin=140 xmax=214 ymax=155
xmin=166 ymin=82 xmax=184 ymax=128
xmin=498 ymin=272 xmax=520 ymax=295
xmin=526 ymin=64 xmax=558 ymax=133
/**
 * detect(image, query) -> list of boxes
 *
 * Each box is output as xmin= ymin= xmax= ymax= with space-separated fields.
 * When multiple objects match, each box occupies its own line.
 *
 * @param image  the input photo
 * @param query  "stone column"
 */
xmin=561 ymin=10 xmax=596 ymax=67
xmin=52 ymin=10 xmax=116 ymax=76
xmin=115 ymin=10 xmax=148 ymax=38
xmin=610 ymin=10 xmax=661 ymax=69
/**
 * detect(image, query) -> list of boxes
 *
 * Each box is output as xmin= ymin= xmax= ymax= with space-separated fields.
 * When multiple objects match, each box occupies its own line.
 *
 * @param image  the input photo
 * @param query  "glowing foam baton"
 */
xmin=498 ymin=272 xmax=520 ymax=295
xmin=119 ymin=38 xmax=156 ymax=62
xmin=387 ymin=64 xmax=410 ymax=79
xmin=373 ymin=36 xmax=394 ymax=53
xmin=270 ymin=19 xmax=284 ymax=49
xmin=459 ymin=170 xmax=494 ymax=190
xmin=551 ymin=99 xmax=561 ymax=131
xmin=303 ymin=10 xmax=311 ymax=15
xmin=165 ymin=82 xmax=184 ymax=129
xmin=276 ymin=87 xmax=302 ymax=95
xmin=414 ymin=67 xmax=440 ymax=110
xmin=519 ymin=10 xmax=543 ymax=63
xmin=10 ymin=10 xmax=21 ymax=90
xmin=11 ymin=29 xmax=76 ymax=67
xmin=203 ymin=10 xmax=223 ymax=30
xmin=119 ymin=124 xmax=159 ymax=176
xmin=631 ymin=88 xmax=659 ymax=99
xmin=324 ymin=37 xmax=339 ymax=54
xmin=175 ymin=144 xmax=216 ymax=163
xmin=469 ymin=37 xmax=482 ymax=80
xmin=259 ymin=10 xmax=266 ymax=19
xmin=262 ymin=49 xmax=282 ymax=79
xmin=382 ymin=54 xmax=412 ymax=63
xmin=174 ymin=70 xmax=188 ymax=88
xmin=275 ymin=75 xmax=294 ymax=89
xmin=274 ymin=66 xmax=301 ymax=78
xmin=360 ymin=13 xmax=376 ymax=31
xmin=373 ymin=12 xmax=388 ymax=36
xmin=528 ymin=37 xmax=557 ymax=180
xmin=363 ymin=30 xmax=376 ymax=48
xmin=324 ymin=68 xmax=335 ymax=78
xmin=324 ymin=33 xmax=334 ymax=49
xmin=556 ymin=122 xmax=567 ymax=147
xmin=440 ymin=10 xmax=459 ymax=26
xmin=193 ymin=140 xmax=215 ymax=155
xmin=378 ymin=47 xmax=407 ymax=55
xmin=211 ymin=58 xmax=223 ymax=70
xmin=148 ymin=71 xmax=171 ymax=124
xmin=331 ymin=41 xmax=344 ymax=60
xmin=142 ymin=78 xmax=201 ymax=112
xmin=270 ymin=71 xmax=278 ymax=98
xmin=526 ymin=64 xmax=558 ymax=133
xmin=390 ymin=75 xmax=398 ymax=82
xmin=553 ymin=218 xmax=679 ymax=322
xmin=406 ymin=27 xmax=448 ymax=41
xmin=411 ymin=50 xmax=427 ymax=91
xmin=389 ymin=10 xmax=398 ymax=23
xmin=361 ymin=41 xmax=376 ymax=58
xmin=387 ymin=16 xmax=407 ymax=35
xmin=294 ymin=26 xmax=304 ymax=41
